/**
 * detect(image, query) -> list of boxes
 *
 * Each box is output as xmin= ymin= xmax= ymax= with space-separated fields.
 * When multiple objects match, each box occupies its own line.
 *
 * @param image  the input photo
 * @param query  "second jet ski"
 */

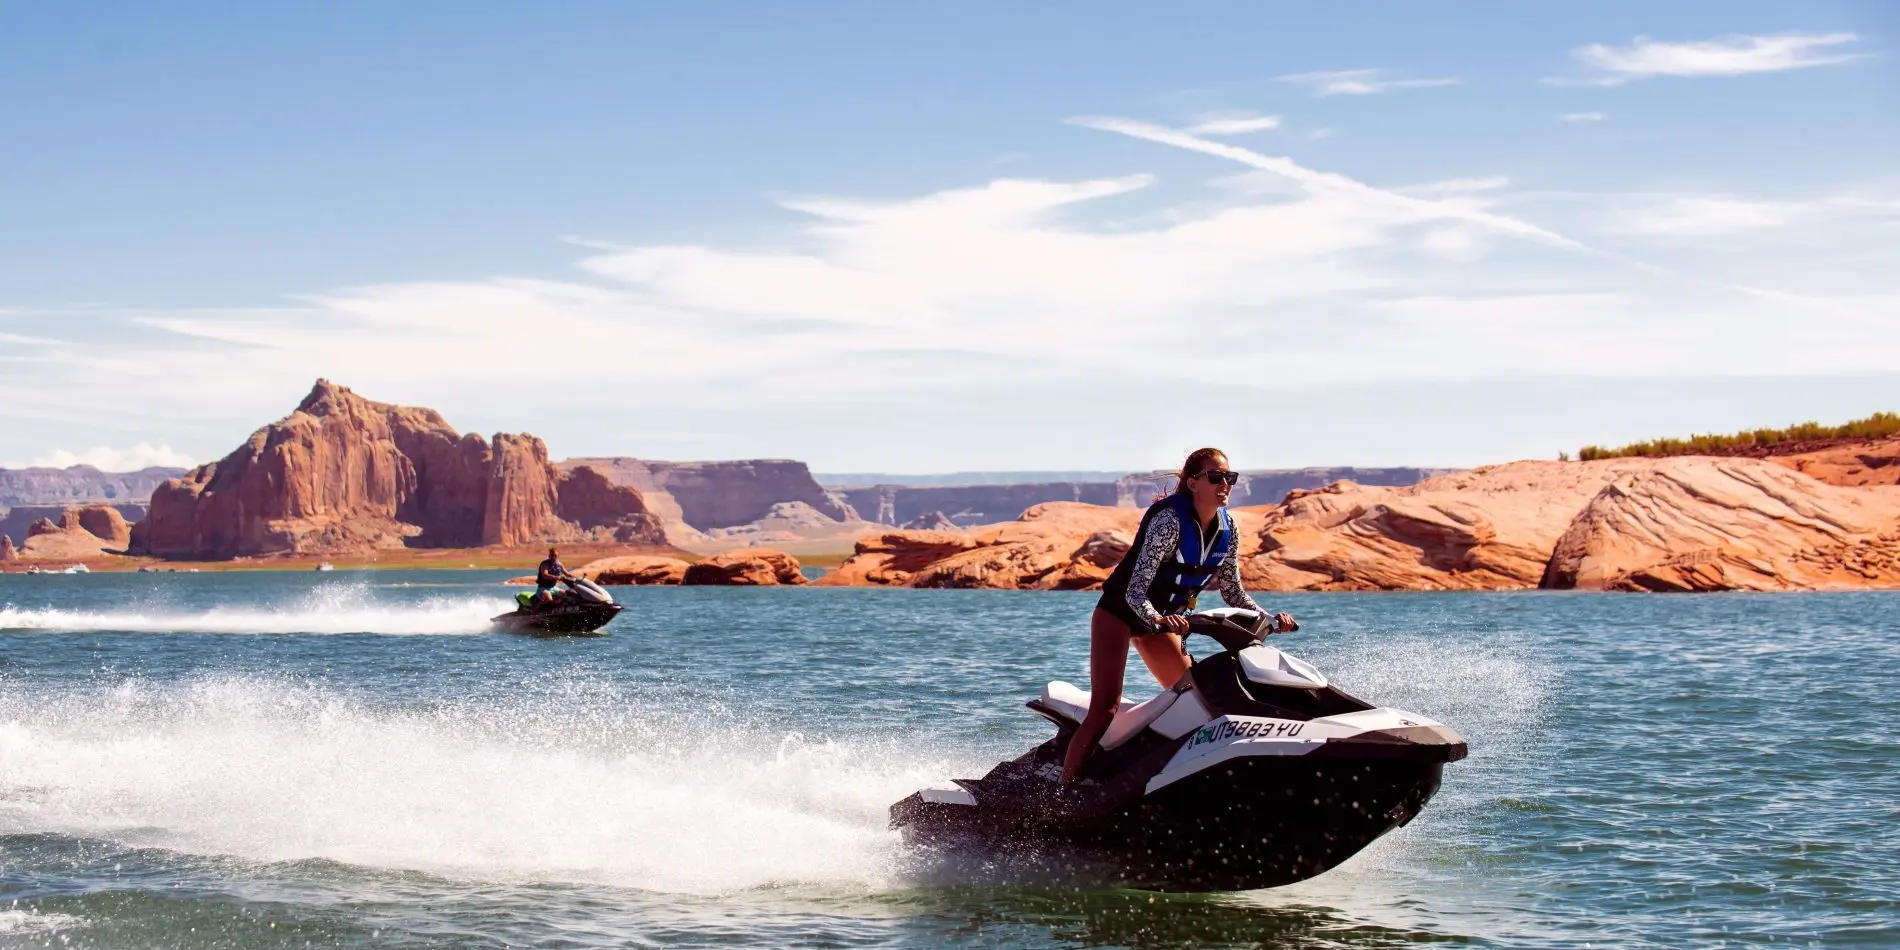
xmin=491 ymin=576 xmax=622 ymax=636
xmin=891 ymin=608 xmax=1466 ymax=891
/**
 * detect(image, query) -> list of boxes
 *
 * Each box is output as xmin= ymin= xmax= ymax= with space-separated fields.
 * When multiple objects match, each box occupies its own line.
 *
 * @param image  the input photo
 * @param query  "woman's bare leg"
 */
xmin=1132 ymin=630 xmax=1192 ymax=690
xmin=1060 ymin=609 xmax=1131 ymax=785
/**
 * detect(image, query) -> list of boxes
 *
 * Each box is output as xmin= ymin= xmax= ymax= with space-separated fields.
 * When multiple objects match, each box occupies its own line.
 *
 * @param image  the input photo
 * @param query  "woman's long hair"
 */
xmin=1159 ymin=447 xmax=1228 ymax=501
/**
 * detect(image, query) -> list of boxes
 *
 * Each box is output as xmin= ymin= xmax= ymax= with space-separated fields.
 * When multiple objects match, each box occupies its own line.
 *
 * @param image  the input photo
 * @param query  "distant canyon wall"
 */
xmin=559 ymin=458 xmax=855 ymax=533
xmin=0 ymin=466 xmax=183 ymax=507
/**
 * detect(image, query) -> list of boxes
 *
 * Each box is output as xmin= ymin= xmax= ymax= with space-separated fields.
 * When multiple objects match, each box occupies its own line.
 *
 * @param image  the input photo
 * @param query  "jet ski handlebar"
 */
xmin=1184 ymin=608 xmax=1295 ymax=653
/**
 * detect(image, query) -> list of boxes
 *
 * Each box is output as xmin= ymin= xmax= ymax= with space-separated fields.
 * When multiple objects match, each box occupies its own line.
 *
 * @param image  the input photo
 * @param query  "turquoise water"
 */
xmin=0 ymin=572 xmax=1894 ymax=948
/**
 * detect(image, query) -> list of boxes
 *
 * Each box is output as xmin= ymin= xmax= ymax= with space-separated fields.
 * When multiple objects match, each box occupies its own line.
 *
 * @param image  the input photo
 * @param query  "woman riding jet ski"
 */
xmin=889 ymin=608 xmax=1467 ymax=892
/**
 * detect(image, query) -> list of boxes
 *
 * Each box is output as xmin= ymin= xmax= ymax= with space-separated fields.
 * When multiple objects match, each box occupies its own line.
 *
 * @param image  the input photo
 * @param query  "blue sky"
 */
xmin=2 ymin=1 xmax=1896 ymax=473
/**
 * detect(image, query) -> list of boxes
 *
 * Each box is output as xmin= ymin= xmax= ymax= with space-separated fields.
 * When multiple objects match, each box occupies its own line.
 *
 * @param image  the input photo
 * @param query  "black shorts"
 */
xmin=1095 ymin=591 xmax=1164 ymax=633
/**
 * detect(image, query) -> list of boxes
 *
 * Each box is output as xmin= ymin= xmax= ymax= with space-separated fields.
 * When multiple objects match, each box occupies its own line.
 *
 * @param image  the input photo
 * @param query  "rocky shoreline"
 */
xmin=4 ymin=379 xmax=1897 ymax=593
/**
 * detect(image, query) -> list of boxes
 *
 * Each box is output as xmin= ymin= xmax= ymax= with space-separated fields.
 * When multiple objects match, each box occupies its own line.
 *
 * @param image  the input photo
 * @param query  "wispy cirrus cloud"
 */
xmin=1274 ymin=68 xmax=1461 ymax=97
xmin=3 ymin=116 xmax=1896 ymax=469
xmin=1600 ymin=192 xmax=1900 ymax=238
xmin=1185 ymin=112 xmax=1282 ymax=136
xmin=1552 ymin=32 xmax=1868 ymax=85
xmin=1561 ymin=111 xmax=1607 ymax=122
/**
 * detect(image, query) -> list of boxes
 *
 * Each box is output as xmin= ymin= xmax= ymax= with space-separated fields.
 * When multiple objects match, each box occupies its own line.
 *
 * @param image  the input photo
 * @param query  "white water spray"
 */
xmin=0 ymin=582 xmax=505 ymax=635
xmin=0 ymin=677 xmax=965 ymax=894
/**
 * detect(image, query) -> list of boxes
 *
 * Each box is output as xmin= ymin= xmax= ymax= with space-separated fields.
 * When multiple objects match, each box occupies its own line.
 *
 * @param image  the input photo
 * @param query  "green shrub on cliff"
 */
xmin=1577 ymin=411 xmax=1900 ymax=461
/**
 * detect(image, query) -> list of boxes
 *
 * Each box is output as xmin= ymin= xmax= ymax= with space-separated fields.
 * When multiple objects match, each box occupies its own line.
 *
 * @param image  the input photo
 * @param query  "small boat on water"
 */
xmin=63 ymin=564 xmax=90 ymax=574
xmin=316 ymin=562 xmax=335 ymax=571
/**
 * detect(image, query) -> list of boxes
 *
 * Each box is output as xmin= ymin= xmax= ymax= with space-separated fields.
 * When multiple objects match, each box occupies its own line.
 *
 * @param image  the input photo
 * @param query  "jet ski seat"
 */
xmin=1036 ymin=682 xmax=1186 ymax=751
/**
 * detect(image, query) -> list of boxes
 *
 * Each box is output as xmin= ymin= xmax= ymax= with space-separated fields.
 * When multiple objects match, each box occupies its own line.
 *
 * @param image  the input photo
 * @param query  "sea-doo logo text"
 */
xmin=1188 ymin=717 xmax=1303 ymax=748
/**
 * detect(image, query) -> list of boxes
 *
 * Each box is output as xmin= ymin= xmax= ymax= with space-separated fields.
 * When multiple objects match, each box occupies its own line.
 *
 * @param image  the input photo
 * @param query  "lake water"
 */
xmin=1 ymin=572 xmax=1894 ymax=948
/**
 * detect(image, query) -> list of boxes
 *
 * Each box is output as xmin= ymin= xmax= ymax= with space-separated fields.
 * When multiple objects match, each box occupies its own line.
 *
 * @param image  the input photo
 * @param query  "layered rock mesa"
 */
xmin=0 ymin=465 xmax=185 ymax=507
xmin=558 ymin=458 xmax=857 ymax=538
xmin=131 ymin=380 xmax=664 ymax=559
xmin=822 ymin=458 xmax=1900 ymax=593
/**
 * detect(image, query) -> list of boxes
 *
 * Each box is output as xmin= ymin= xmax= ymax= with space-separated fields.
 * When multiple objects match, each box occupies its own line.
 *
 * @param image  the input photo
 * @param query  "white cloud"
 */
xmin=1402 ymin=176 xmax=1511 ymax=196
xmin=1275 ymin=69 xmax=1461 ymax=97
xmin=1601 ymin=193 xmax=1900 ymax=238
xmin=1556 ymin=32 xmax=1866 ymax=85
xmin=1186 ymin=112 xmax=1282 ymax=136
xmin=1306 ymin=127 xmax=1335 ymax=141
xmin=1 ymin=117 xmax=1896 ymax=469
xmin=6 ymin=443 xmax=198 ymax=471
xmin=1561 ymin=112 xmax=1607 ymax=122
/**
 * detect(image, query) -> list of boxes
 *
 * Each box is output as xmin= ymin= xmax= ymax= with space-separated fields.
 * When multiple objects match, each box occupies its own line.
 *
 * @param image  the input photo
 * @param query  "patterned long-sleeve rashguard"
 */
xmin=1123 ymin=506 xmax=1262 ymax=628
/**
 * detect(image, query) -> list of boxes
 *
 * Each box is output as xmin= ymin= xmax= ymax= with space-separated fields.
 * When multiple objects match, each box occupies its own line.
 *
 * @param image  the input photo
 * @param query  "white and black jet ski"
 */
xmin=491 ymin=576 xmax=622 ymax=636
xmin=890 ymin=608 xmax=1466 ymax=891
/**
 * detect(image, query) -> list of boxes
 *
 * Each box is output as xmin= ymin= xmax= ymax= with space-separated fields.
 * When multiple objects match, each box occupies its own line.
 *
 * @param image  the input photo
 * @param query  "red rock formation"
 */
xmin=1541 ymin=459 xmax=1900 ymax=591
xmin=573 ymin=555 xmax=690 ymax=586
xmin=815 ymin=530 xmax=981 ymax=587
xmin=682 ymin=549 xmax=809 ymax=586
xmin=556 ymin=466 xmax=667 ymax=545
xmin=0 ymin=534 xmax=15 ymax=561
xmin=76 ymin=506 xmax=133 ymax=549
xmin=15 ymin=505 xmax=133 ymax=560
xmin=1240 ymin=462 xmax=1653 ymax=591
xmin=132 ymin=380 xmax=664 ymax=559
xmin=818 ymin=503 xmax=1141 ymax=590
xmin=1770 ymin=437 xmax=1900 ymax=488
xmin=817 ymin=459 xmax=1900 ymax=594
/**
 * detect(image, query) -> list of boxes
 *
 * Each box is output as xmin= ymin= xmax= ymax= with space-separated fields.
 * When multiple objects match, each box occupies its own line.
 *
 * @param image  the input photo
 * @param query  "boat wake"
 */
xmin=0 ymin=676 xmax=961 ymax=894
xmin=0 ymin=583 xmax=506 ymax=635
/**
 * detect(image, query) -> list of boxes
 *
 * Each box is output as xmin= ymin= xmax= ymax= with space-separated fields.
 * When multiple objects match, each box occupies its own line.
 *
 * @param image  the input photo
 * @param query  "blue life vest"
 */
xmin=1146 ymin=492 xmax=1236 ymax=614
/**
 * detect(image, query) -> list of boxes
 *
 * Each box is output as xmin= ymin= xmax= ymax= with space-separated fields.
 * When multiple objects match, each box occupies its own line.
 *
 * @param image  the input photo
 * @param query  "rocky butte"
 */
xmin=130 ymin=380 xmax=665 ymax=560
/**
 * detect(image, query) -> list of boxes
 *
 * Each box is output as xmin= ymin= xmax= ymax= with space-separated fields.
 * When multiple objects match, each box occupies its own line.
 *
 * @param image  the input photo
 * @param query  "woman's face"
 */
xmin=1185 ymin=454 xmax=1234 ymax=507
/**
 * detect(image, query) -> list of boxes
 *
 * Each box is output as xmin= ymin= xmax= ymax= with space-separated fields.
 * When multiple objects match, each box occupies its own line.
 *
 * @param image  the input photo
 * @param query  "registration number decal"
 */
xmin=1187 ymin=717 xmax=1303 ymax=749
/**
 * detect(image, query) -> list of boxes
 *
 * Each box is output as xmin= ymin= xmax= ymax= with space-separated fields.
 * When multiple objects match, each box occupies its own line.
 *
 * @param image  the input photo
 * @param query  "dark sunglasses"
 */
xmin=1197 ymin=470 xmax=1240 ymax=486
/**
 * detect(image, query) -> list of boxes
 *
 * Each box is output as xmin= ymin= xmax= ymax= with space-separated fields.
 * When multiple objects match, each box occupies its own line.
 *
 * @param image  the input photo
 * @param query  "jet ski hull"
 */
xmin=891 ymin=609 xmax=1468 ymax=892
xmin=490 ymin=602 xmax=622 ymax=635
xmin=895 ymin=754 xmax=1446 ymax=891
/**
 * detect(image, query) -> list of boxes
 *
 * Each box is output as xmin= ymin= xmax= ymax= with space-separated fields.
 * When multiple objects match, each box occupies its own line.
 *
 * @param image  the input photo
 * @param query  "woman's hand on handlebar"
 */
xmin=1157 ymin=614 xmax=1191 ymax=636
xmin=1270 ymin=612 xmax=1298 ymax=633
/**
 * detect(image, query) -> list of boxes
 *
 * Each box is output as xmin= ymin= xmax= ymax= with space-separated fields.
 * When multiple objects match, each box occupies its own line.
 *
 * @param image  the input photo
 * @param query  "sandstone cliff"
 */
xmin=0 ymin=534 xmax=15 ymax=561
xmin=0 ymin=504 xmax=144 ymax=552
xmin=1542 ymin=459 xmax=1900 ymax=591
xmin=132 ymin=381 xmax=664 ymax=559
xmin=11 ymin=505 xmax=134 ymax=560
xmin=682 ymin=549 xmax=809 ymax=586
xmin=818 ymin=459 xmax=1900 ymax=593
xmin=818 ymin=503 xmax=1142 ymax=590
xmin=576 ymin=555 xmax=690 ymax=585
xmin=1769 ymin=437 xmax=1900 ymax=488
